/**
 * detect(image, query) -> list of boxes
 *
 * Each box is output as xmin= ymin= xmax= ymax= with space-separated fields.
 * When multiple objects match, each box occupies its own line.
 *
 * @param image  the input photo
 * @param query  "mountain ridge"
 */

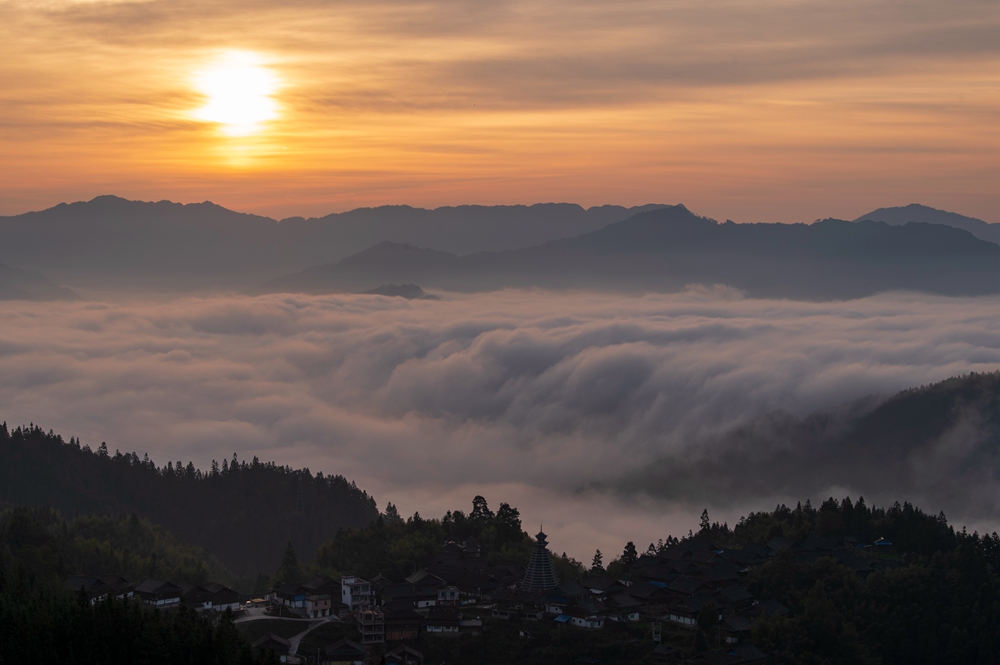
xmin=0 ymin=196 xmax=669 ymax=290
xmin=855 ymin=203 xmax=999 ymax=243
xmin=258 ymin=205 xmax=1000 ymax=300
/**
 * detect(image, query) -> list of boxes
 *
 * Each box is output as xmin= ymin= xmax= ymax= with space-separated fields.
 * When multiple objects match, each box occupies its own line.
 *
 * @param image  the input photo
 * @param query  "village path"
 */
xmin=287 ymin=619 xmax=333 ymax=656
xmin=234 ymin=606 xmax=331 ymax=623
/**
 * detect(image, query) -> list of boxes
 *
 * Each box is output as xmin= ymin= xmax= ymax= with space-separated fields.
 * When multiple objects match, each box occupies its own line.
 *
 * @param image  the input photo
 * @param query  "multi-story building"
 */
xmin=356 ymin=607 xmax=385 ymax=644
xmin=340 ymin=574 xmax=373 ymax=610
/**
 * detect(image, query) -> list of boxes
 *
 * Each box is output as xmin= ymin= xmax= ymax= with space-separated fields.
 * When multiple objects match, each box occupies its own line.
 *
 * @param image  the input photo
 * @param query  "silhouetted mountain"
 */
xmin=362 ymin=283 xmax=439 ymax=299
xmin=259 ymin=205 xmax=1000 ymax=299
xmin=856 ymin=203 xmax=1000 ymax=244
xmin=0 ymin=263 xmax=76 ymax=301
xmin=625 ymin=371 xmax=1000 ymax=514
xmin=0 ymin=196 xmax=666 ymax=290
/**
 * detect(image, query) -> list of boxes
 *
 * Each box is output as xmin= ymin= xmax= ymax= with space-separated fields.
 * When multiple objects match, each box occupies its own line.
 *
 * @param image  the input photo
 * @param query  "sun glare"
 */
xmin=192 ymin=51 xmax=280 ymax=137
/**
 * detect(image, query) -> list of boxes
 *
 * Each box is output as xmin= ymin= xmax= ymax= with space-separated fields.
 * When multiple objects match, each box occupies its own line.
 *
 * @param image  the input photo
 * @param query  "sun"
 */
xmin=192 ymin=51 xmax=280 ymax=137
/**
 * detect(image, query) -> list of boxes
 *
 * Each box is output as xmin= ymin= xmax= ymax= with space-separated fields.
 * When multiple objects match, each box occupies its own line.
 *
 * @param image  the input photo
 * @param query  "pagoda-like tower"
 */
xmin=522 ymin=530 xmax=559 ymax=592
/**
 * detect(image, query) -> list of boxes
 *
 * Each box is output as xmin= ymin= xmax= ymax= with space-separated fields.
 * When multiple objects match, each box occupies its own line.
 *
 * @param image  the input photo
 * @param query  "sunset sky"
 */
xmin=2 ymin=0 xmax=997 ymax=222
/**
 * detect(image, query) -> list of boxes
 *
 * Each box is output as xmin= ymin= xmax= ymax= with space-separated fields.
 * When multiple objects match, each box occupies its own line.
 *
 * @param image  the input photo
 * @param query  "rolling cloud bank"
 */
xmin=2 ymin=288 xmax=999 ymax=556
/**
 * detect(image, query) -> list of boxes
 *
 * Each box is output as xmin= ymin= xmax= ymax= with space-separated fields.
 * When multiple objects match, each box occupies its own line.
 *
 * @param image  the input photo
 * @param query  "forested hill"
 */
xmin=0 ymin=423 xmax=379 ymax=576
xmin=0 ymin=505 xmax=232 ymax=589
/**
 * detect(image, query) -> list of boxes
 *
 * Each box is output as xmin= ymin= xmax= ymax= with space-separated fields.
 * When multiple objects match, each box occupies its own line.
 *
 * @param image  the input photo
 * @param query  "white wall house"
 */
xmin=341 ymin=575 xmax=373 ymax=609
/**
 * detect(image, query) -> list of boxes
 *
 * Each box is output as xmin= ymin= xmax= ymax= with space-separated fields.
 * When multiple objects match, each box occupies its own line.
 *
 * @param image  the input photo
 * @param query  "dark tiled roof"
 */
xmin=636 ymin=564 xmax=678 ymax=583
xmin=679 ymin=595 xmax=717 ymax=613
xmin=659 ymin=547 xmax=689 ymax=561
xmin=388 ymin=644 xmax=424 ymax=659
xmin=718 ymin=585 xmax=753 ymax=604
xmin=65 ymin=576 xmax=103 ymax=591
xmin=301 ymin=576 xmax=339 ymax=594
xmin=691 ymin=550 xmax=719 ymax=564
xmin=721 ymin=615 xmax=753 ymax=632
xmin=699 ymin=565 xmax=741 ymax=584
xmin=666 ymin=576 xmax=705 ymax=596
xmin=274 ymin=581 xmax=304 ymax=596
xmin=607 ymin=593 xmax=644 ymax=609
xmin=324 ymin=638 xmax=366 ymax=657
xmin=382 ymin=584 xmax=422 ymax=600
xmin=572 ymin=597 xmax=607 ymax=615
xmin=134 ymin=579 xmax=182 ymax=597
xmin=627 ymin=581 xmax=666 ymax=600
xmin=252 ymin=634 xmax=291 ymax=653
xmin=555 ymin=581 xmax=587 ymax=598
xmin=756 ymin=599 xmax=789 ymax=617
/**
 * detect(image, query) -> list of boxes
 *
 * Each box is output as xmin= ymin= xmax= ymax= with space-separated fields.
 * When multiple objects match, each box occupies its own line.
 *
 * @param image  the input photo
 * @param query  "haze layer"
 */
xmin=3 ymin=288 xmax=1000 ymax=557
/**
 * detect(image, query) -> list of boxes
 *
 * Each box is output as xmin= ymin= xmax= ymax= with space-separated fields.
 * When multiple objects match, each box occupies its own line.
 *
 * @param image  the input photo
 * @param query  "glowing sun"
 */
xmin=192 ymin=51 xmax=280 ymax=137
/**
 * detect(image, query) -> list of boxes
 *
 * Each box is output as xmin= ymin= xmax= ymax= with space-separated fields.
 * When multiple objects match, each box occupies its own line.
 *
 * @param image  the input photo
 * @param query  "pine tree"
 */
xmin=591 ymin=549 xmax=604 ymax=572
xmin=621 ymin=541 xmax=638 ymax=566
xmin=277 ymin=542 xmax=301 ymax=582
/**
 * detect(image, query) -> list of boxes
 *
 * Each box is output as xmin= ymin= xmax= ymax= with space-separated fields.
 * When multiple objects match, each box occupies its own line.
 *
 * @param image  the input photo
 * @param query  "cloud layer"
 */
xmin=3 ymin=288 xmax=1000 ymax=553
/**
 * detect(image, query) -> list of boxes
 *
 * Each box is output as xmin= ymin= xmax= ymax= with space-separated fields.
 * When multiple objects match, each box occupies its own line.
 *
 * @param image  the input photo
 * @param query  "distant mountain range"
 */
xmin=259 ymin=205 xmax=1000 ymax=300
xmin=856 ymin=204 xmax=1000 ymax=244
xmin=0 ymin=196 xmax=665 ymax=290
xmin=1 ymin=196 xmax=996 ymax=298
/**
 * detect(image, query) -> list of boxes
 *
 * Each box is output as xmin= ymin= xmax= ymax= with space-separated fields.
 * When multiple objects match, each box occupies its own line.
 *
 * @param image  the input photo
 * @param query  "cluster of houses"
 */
xmin=65 ymin=575 xmax=242 ymax=612
xmin=65 ymin=531 xmax=894 ymax=665
xmin=485 ymin=532 xmax=892 ymax=664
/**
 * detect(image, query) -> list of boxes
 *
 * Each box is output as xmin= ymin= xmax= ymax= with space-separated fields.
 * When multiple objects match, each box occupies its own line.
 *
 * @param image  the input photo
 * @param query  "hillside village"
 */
xmin=66 ymin=523 xmax=899 ymax=665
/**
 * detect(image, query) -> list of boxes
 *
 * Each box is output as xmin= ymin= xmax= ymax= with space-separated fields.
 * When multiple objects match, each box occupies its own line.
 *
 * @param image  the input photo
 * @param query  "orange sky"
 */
xmin=1 ymin=0 xmax=997 ymax=222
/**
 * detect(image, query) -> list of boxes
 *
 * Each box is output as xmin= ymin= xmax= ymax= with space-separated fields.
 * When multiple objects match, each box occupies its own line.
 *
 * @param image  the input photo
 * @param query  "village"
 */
xmin=65 ymin=525 xmax=897 ymax=665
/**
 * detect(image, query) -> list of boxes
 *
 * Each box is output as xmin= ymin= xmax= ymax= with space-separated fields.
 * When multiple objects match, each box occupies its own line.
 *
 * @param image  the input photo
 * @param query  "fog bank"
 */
xmin=2 ymin=287 xmax=999 ymax=557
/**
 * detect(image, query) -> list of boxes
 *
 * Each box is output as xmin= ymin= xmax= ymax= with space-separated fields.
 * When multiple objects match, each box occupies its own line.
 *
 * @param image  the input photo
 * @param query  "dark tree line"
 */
xmin=748 ymin=546 xmax=1000 ymax=664
xmin=675 ymin=498 xmax=1000 ymax=664
xmin=0 ymin=581 xmax=274 ymax=665
xmin=688 ymin=496 xmax=970 ymax=559
xmin=0 ymin=506 xmax=275 ymax=665
xmin=0 ymin=422 xmax=379 ymax=577
xmin=0 ymin=505 xmax=230 ymax=590
xmin=311 ymin=496 xmax=586 ymax=583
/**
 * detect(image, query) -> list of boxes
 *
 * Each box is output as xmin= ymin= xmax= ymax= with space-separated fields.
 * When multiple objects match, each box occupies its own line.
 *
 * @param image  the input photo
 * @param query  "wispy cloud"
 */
xmin=0 ymin=0 xmax=996 ymax=220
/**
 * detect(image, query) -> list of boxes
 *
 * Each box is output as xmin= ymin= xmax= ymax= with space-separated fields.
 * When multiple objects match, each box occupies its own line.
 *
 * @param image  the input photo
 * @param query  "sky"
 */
xmin=1 ymin=0 xmax=998 ymax=221
xmin=4 ymin=287 xmax=1000 ymax=560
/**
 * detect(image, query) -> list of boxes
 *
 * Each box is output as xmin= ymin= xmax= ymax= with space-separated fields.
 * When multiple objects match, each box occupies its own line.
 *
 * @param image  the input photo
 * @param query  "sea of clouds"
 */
xmin=2 ymin=286 xmax=1000 ymax=558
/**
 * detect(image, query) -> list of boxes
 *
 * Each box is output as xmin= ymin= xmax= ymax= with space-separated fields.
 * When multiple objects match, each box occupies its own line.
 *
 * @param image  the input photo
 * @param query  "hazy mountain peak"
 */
xmin=854 ymin=204 xmax=996 ymax=244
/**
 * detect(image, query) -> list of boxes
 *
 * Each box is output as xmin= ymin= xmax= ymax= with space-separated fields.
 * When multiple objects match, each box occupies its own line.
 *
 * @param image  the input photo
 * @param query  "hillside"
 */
xmin=0 ymin=505 xmax=233 ymax=589
xmin=260 ymin=205 xmax=1000 ymax=299
xmin=0 ymin=196 xmax=664 ymax=290
xmin=0 ymin=423 xmax=379 ymax=576
xmin=625 ymin=371 xmax=1000 ymax=516
xmin=0 ymin=263 xmax=76 ymax=301
xmin=856 ymin=203 xmax=1000 ymax=244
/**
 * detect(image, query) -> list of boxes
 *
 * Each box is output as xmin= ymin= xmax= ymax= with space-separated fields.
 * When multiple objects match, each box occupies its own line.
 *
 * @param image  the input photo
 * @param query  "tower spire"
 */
xmin=522 ymin=528 xmax=559 ymax=592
